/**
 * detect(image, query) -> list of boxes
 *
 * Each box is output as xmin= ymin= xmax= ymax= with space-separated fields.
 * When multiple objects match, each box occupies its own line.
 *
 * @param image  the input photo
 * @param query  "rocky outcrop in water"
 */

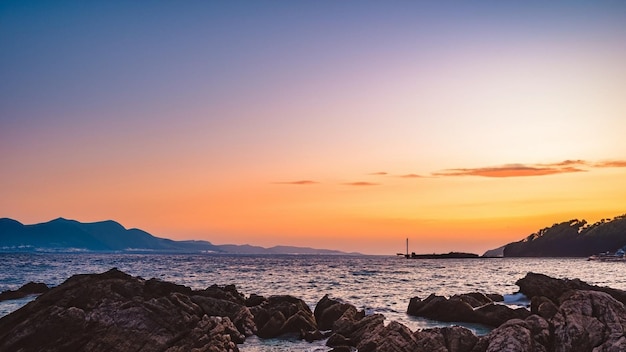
xmin=516 ymin=272 xmax=626 ymax=305
xmin=471 ymin=272 xmax=626 ymax=352
xmin=0 ymin=269 xmax=251 ymax=352
xmin=4 ymin=268 xmax=626 ymax=352
xmin=0 ymin=281 xmax=49 ymax=301
xmin=407 ymin=292 xmax=529 ymax=327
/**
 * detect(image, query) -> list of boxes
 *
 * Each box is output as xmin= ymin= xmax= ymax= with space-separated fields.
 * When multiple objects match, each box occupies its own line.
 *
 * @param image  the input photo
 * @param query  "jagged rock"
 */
xmin=451 ymin=293 xmax=494 ymax=308
xmin=530 ymin=296 xmax=558 ymax=320
xmin=358 ymin=321 xmax=418 ymax=352
xmin=415 ymin=326 xmax=478 ymax=352
xmin=552 ymin=290 xmax=626 ymax=352
xmin=326 ymin=333 xmax=352 ymax=347
xmin=472 ymin=316 xmax=550 ymax=352
xmin=190 ymin=295 xmax=256 ymax=337
xmin=0 ymin=268 xmax=245 ymax=352
xmin=314 ymin=294 xmax=356 ymax=331
xmin=408 ymin=294 xmax=475 ymax=322
xmin=245 ymin=293 xmax=267 ymax=307
xmin=474 ymin=303 xmax=530 ymax=327
xmin=516 ymin=272 xmax=626 ymax=305
xmin=249 ymin=295 xmax=317 ymax=338
xmin=408 ymin=293 xmax=528 ymax=327
xmin=200 ymin=284 xmax=246 ymax=305
xmin=486 ymin=294 xmax=504 ymax=302
xmin=0 ymin=282 xmax=49 ymax=301
xmin=333 ymin=305 xmax=365 ymax=336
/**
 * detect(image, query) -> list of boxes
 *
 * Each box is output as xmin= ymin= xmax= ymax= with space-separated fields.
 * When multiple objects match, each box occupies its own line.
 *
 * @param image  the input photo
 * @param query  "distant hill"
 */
xmin=0 ymin=218 xmax=356 ymax=255
xmin=492 ymin=214 xmax=626 ymax=257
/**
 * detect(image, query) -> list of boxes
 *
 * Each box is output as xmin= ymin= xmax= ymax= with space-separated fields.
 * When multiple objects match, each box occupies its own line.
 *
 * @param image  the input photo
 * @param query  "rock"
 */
xmin=314 ymin=294 xmax=356 ymax=331
xmin=191 ymin=295 xmax=256 ymax=336
xmin=474 ymin=317 xmax=549 ymax=352
xmin=0 ymin=282 xmax=49 ymax=301
xmin=474 ymin=304 xmax=530 ymax=327
xmin=516 ymin=272 xmax=626 ymax=305
xmin=329 ymin=347 xmax=352 ymax=352
xmin=486 ymin=294 xmax=504 ymax=302
xmin=326 ymin=333 xmax=352 ymax=347
xmin=407 ymin=294 xmax=475 ymax=322
xmin=245 ymin=293 xmax=267 ymax=307
xmin=0 ymin=268 xmax=245 ymax=352
xmin=200 ymin=284 xmax=246 ymax=305
xmin=357 ymin=321 xmax=418 ymax=352
xmin=451 ymin=293 xmax=494 ymax=308
xmin=301 ymin=329 xmax=327 ymax=342
xmin=415 ymin=326 xmax=478 ymax=352
xmin=249 ymin=295 xmax=317 ymax=338
xmin=552 ymin=290 xmax=626 ymax=352
xmin=332 ymin=305 xmax=364 ymax=336
xmin=530 ymin=296 xmax=558 ymax=320
xmin=408 ymin=293 xmax=528 ymax=327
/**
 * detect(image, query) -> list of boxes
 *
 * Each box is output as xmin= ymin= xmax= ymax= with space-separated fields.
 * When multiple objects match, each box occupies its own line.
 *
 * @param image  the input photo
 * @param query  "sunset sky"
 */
xmin=2 ymin=1 xmax=625 ymax=255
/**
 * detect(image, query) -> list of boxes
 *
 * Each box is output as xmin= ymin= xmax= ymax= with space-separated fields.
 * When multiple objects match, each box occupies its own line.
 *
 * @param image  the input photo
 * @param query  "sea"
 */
xmin=2 ymin=253 xmax=625 ymax=351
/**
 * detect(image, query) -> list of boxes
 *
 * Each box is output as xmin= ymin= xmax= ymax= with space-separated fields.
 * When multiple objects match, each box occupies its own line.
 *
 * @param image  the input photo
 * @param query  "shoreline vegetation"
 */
xmin=2 ymin=269 xmax=626 ymax=351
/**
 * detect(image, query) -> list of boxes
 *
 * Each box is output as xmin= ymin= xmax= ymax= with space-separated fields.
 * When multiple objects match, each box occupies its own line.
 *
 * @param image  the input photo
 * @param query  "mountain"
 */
xmin=0 ymin=218 xmax=356 ymax=255
xmin=0 ymin=217 xmax=219 ymax=253
xmin=482 ymin=245 xmax=505 ymax=257
xmin=493 ymin=214 xmax=626 ymax=257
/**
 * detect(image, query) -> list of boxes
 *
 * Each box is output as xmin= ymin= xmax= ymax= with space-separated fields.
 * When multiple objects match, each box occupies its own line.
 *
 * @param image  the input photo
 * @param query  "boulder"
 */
xmin=530 ymin=296 xmax=559 ymax=320
xmin=516 ymin=272 xmax=626 ymax=305
xmin=314 ymin=294 xmax=356 ymax=331
xmin=358 ymin=321 xmax=419 ymax=352
xmin=414 ymin=326 xmax=478 ymax=352
xmin=408 ymin=294 xmax=475 ymax=322
xmin=0 ymin=268 xmax=245 ymax=352
xmin=408 ymin=293 xmax=528 ymax=327
xmin=552 ymin=290 xmax=626 ymax=352
xmin=474 ymin=304 xmax=530 ymax=327
xmin=249 ymin=295 xmax=317 ymax=338
xmin=472 ymin=315 xmax=551 ymax=352
xmin=0 ymin=282 xmax=49 ymax=302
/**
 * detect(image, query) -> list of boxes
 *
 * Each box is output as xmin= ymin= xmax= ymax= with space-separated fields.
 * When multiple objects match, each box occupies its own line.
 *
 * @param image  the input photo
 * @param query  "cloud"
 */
xmin=434 ymin=163 xmax=586 ymax=178
xmin=273 ymin=180 xmax=319 ymax=185
xmin=594 ymin=160 xmax=626 ymax=168
xmin=537 ymin=160 xmax=588 ymax=167
xmin=342 ymin=181 xmax=380 ymax=186
xmin=368 ymin=172 xmax=388 ymax=176
xmin=399 ymin=173 xmax=424 ymax=178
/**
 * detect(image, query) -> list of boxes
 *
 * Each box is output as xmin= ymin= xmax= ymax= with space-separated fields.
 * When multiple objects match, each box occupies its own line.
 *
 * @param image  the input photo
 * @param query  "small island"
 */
xmin=402 ymin=251 xmax=480 ymax=259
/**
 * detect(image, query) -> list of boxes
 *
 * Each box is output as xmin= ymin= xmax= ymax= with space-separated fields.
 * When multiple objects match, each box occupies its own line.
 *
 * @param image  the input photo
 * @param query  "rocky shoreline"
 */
xmin=1 ymin=269 xmax=626 ymax=351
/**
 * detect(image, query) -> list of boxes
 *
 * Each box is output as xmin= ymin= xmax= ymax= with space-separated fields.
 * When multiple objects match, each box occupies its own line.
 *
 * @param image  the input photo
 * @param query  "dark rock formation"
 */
xmin=314 ymin=294 xmax=355 ymax=331
xmin=407 ymin=292 xmax=529 ymax=327
xmin=516 ymin=272 xmax=626 ymax=305
xmin=552 ymin=290 xmax=626 ymax=352
xmin=473 ymin=275 xmax=626 ymax=352
xmin=247 ymin=294 xmax=317 ymax=338
xmin=0 ymin=268 xmax=252 ymax=352
xmin=0 ymin=282 xmax=49 ymax=301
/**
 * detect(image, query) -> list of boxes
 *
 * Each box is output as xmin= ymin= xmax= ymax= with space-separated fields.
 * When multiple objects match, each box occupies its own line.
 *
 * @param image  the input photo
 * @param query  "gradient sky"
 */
xmin=2 ymin=1 xmax=626 ymax=255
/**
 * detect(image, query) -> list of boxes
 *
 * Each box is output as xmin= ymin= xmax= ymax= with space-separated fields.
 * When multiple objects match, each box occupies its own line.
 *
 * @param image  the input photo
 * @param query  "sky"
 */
xmin=1 ymin=1 xmax=626 ymax=255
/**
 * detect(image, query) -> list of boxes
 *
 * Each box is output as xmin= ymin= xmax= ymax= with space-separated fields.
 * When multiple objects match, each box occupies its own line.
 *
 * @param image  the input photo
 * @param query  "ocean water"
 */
xmin=2 ymin=254 xmax=626 ymax=351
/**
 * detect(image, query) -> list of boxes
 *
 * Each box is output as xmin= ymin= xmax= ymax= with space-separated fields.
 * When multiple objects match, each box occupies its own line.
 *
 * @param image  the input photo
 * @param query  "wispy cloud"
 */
xmin=594 ymin=160 xmax=626 ymax=168
xmin=434 ymin=163 xmax=586 ymax=178
xmin=399 ymin=173 xmax=424 ymax=178
xmin=273 ymin=180 xmax=319 ymax=185
xmin=343 ymin=181 xmax=380 ymax=186
xmin=368 ymin=172 xmax=388 ymax=176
